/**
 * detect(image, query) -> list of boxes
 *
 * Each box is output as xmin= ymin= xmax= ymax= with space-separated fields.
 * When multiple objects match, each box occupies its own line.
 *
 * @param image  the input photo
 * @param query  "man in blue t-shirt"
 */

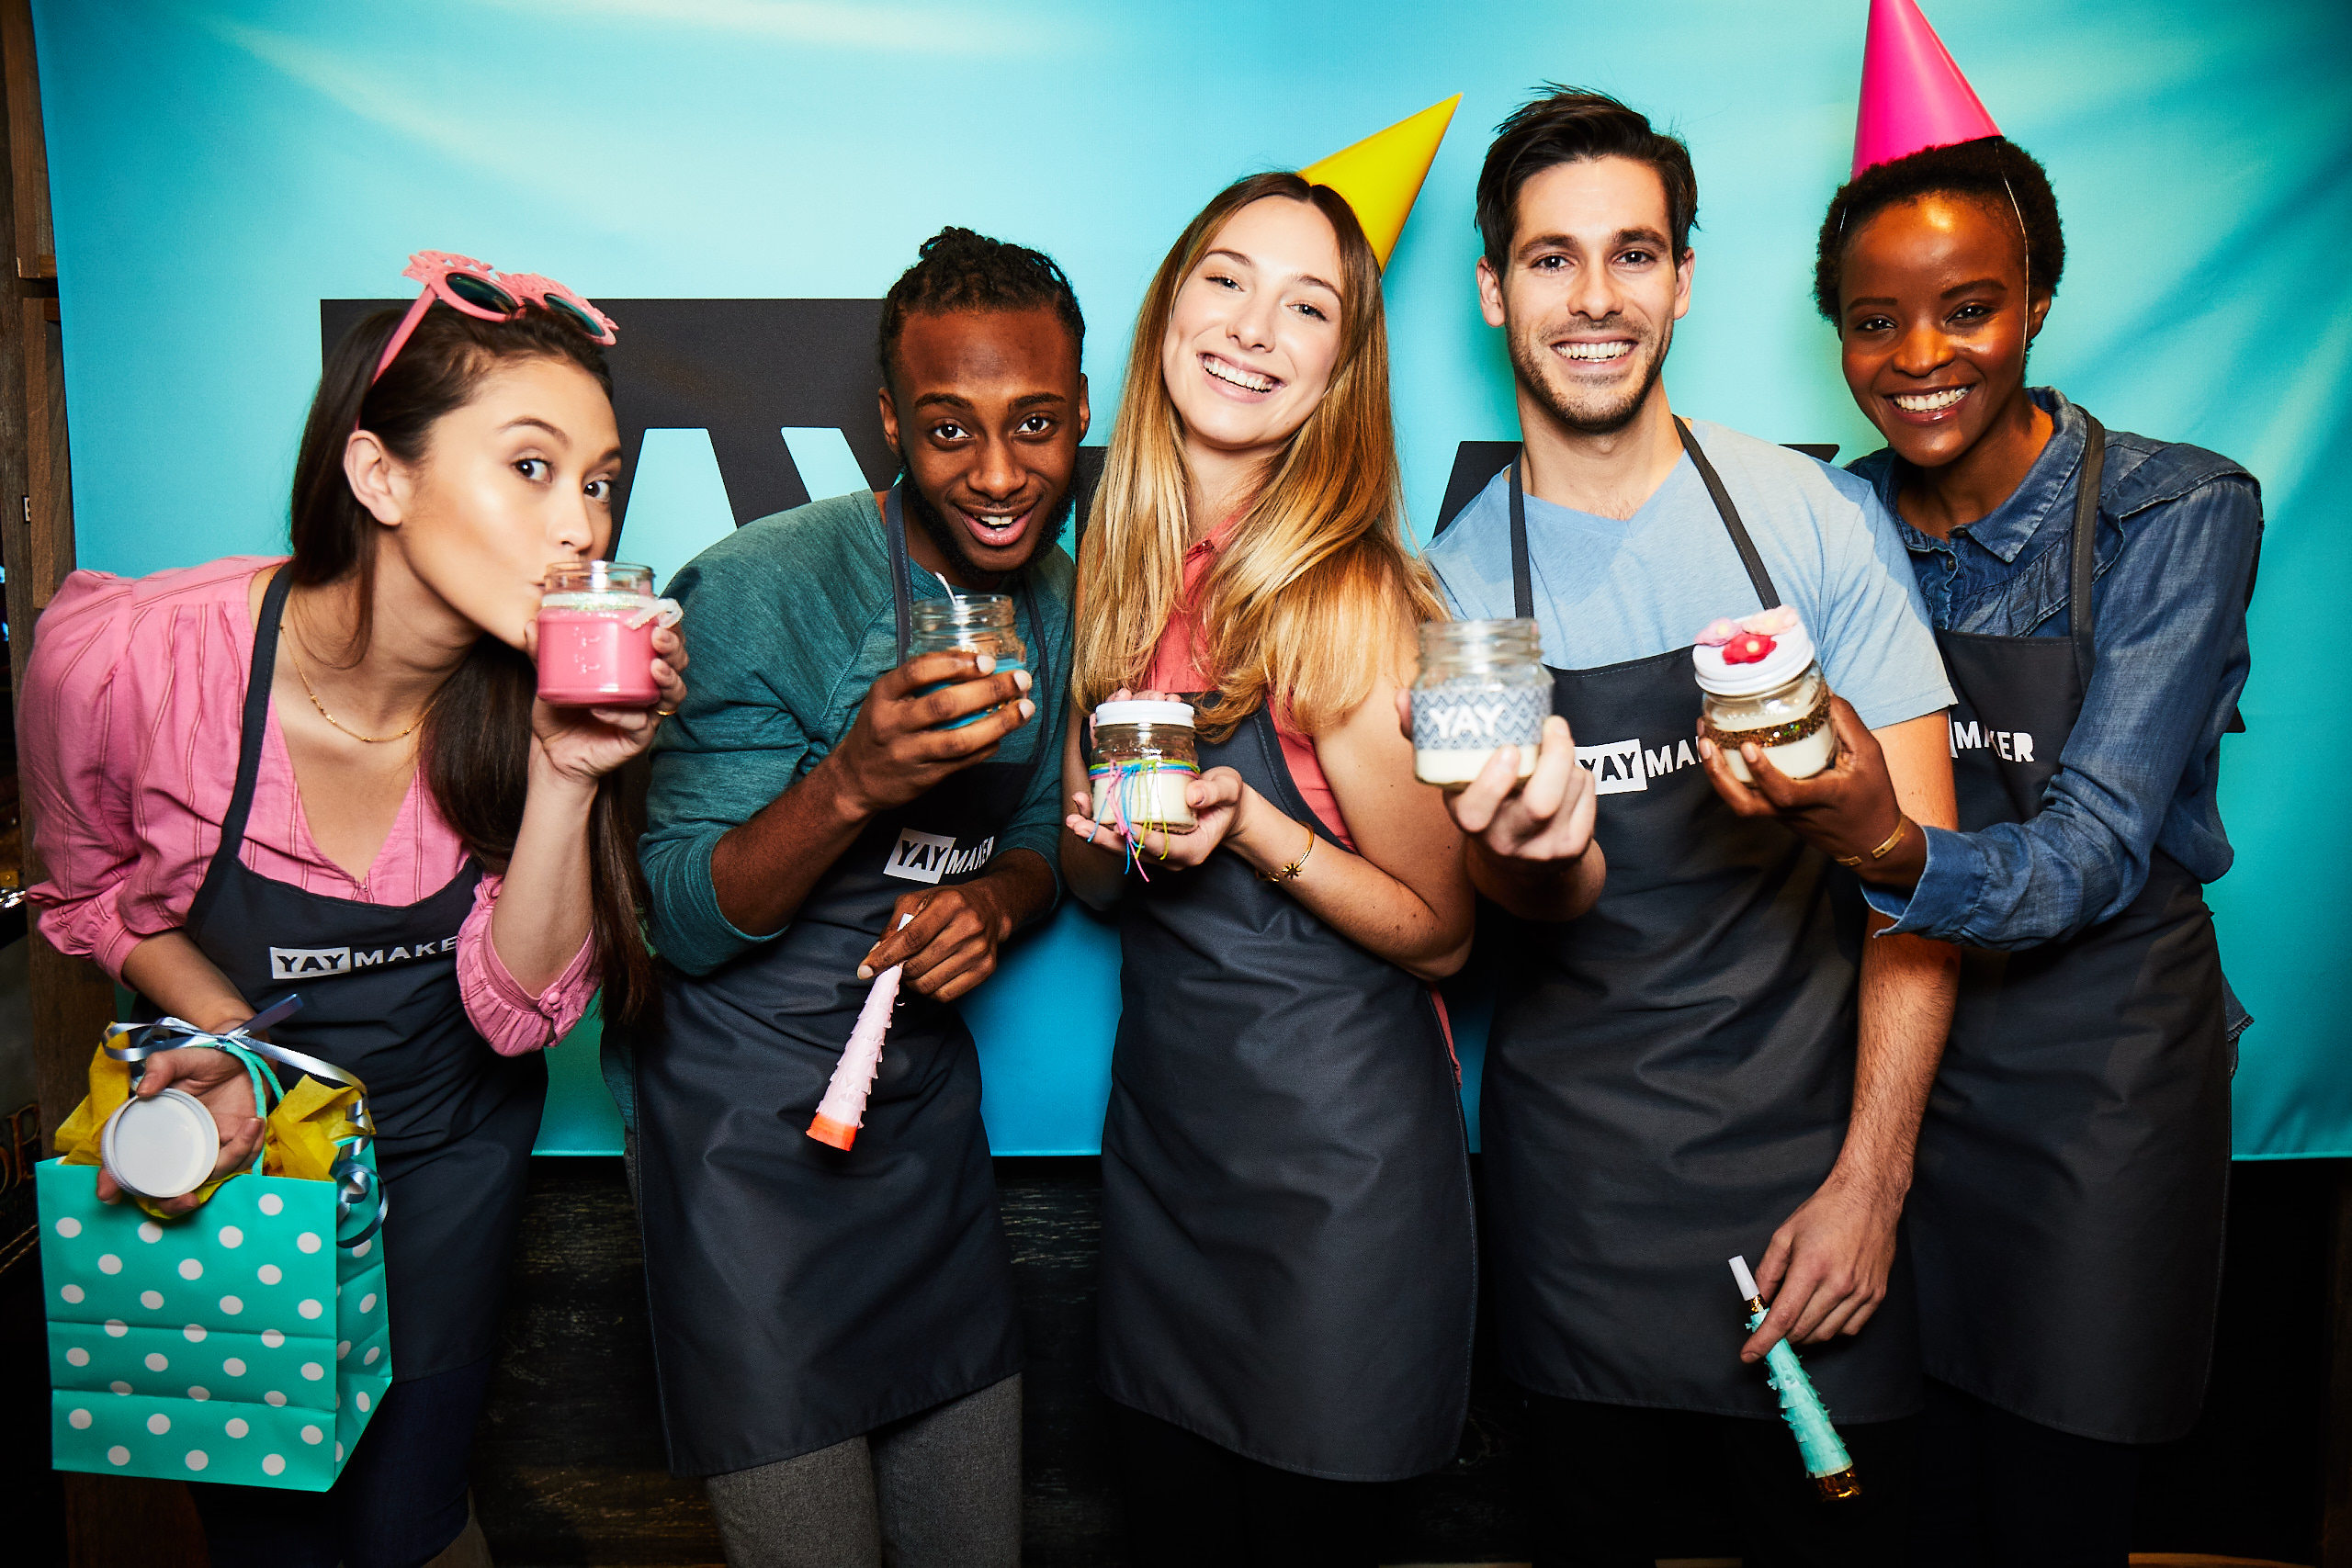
xmin=1422 ymin=89 xmax=1958 ymax=1562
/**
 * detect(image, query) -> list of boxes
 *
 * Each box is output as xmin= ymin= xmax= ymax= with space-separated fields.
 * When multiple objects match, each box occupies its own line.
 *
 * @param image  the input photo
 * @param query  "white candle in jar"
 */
xmin=1412 ymin=747 xmax=1539 ymax=788
xmin=1411 ymin=619 xmax=1550 ymax=789
xmin=1692 ymin=618 xmax=1838 ymax=783
xmin=1091 ymin=762 xmax=1198 ymax=833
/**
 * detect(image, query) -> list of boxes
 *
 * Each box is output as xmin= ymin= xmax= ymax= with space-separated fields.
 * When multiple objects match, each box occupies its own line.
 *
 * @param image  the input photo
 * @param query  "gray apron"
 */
xmin=160 ymin=567 xmax=545 ymax=1383
xmin=631 ymin=486 xmax=1045 ymax=1476
xmin=1481 ymin=422 xmax=1919 ymax=1422
xmin=1911 ymin=414 xmax=2231 ymax=1443
xmin=1097 ymin=703 xmax=1477 ymax=1482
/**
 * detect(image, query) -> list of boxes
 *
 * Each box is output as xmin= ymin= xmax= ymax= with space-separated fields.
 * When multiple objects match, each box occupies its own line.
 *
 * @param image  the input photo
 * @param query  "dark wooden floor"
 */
xmin=464 ymin=1156 xmax=2339 ymax=1567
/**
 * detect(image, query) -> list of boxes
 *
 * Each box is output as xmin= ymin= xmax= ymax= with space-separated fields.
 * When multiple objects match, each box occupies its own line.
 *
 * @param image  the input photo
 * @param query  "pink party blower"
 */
xmin=808 ymin=916 xmax=912 ymax=1151
xmin=536 ymin=560 xmax=678 ymax=707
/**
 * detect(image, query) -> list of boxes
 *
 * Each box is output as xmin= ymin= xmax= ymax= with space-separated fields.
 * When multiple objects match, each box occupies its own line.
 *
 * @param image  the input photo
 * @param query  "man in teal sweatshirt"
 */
xmin=631 ymin=228 xmax=1087 ymax=1568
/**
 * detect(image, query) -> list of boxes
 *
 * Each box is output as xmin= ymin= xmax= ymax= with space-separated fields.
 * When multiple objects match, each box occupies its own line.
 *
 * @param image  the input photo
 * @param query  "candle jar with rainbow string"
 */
xmin=1089 ymin=700 xmax=1199 ymax=837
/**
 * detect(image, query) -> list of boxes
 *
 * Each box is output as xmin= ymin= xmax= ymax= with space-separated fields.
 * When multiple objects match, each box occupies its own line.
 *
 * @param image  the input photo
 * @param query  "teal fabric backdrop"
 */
xmin=30 ymin=1 xmax=2351 ymax=1156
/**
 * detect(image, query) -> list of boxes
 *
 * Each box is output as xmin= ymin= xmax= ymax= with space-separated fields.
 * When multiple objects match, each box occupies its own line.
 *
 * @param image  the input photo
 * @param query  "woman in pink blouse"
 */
xmin=24 ymin=271 xmax=682 ymax=1568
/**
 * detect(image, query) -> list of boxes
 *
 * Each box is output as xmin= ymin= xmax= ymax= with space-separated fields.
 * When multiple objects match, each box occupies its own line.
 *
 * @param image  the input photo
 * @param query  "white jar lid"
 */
xmin=1094 ymin=699 xmax=1195 ymax=728
xmin=1691 ymin=621 xmax=1818 ymax=697
xmin=101 ymin=1088 xmax=220 ymax=1200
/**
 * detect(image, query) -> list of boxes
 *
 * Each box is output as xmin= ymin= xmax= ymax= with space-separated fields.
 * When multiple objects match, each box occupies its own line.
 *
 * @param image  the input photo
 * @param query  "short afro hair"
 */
xmin=1476 ymin=86 xmax=1698 ymax=277
xmin=1815 ymin=136 xmax=2064 ymax=321
xmin=877 ymin=226 xmax=1085 ymax=389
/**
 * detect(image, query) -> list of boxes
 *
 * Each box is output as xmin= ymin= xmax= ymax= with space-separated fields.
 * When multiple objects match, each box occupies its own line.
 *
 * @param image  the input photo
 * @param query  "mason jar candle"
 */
xmin=908 ymin=594 xmax=1028 ymax=730
xmin=1090 ymin=700 xmax=1199 ymax=835
xmin=1411 ymin=618 xmax=1550 ymax=788
xmin=537 ymin=560 xmax=662 ymax=707
xmin=1692 ymin=616 xmax=1837 ymax=783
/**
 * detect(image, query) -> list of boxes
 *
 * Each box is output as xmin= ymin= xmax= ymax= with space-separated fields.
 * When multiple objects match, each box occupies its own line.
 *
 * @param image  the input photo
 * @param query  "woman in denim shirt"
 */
xmin=1703 ymin=135 xmax=2261 ymax=1565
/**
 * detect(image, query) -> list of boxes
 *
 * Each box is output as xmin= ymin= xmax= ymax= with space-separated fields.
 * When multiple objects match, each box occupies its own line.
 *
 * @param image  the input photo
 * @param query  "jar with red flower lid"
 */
xmin=1691 ymin=614 xmax=1837 ymax=783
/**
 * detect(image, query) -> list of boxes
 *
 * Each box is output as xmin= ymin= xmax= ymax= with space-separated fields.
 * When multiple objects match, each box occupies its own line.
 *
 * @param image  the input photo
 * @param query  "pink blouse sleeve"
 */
xmin=23 ymin=571 xmax=151 ymax=978
xmin=455 ymin=873 xmax=600 ymax=1055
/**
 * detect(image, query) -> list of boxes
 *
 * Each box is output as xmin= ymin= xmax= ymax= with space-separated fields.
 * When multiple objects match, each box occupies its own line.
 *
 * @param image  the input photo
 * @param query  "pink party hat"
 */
xmin=1852 ymin=0 xmax=2001 ymax=177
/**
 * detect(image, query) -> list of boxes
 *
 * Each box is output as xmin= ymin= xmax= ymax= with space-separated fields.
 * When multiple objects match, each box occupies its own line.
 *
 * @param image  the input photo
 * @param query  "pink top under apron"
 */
xmin=21 ymin=556 xmax=595 ymax=1055
xmin=1144 ymin=517 xmax=1353 ymax=847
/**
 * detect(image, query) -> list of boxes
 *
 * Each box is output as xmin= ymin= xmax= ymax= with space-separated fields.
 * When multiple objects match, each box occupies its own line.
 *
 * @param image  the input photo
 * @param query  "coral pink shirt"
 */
xmin=1144 ymin=517 xmax=1353 ymax=847
xmin=21 ymin=557 xmax=595 ymax=1055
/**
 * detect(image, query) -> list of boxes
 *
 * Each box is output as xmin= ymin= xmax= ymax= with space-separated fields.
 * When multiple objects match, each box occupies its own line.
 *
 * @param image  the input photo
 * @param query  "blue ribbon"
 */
xmin=103 ymin=996 xmax=387 ymax=1245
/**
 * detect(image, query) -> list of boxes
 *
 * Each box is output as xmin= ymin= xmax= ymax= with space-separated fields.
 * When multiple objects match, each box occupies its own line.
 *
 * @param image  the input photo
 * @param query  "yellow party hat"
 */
xmin=1299 ymin=95 xmax=1461 ymax=270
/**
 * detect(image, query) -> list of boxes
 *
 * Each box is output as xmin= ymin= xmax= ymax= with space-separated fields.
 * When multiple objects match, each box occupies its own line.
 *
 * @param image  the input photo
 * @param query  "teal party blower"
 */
xmin=1731 ymin=1255 xmax=1862 ymax=1501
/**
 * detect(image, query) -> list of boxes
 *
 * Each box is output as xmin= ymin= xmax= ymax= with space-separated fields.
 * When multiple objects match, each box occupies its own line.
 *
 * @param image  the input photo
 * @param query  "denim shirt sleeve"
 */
xmin=1869 ymin=472 xmax=2262 ymax=948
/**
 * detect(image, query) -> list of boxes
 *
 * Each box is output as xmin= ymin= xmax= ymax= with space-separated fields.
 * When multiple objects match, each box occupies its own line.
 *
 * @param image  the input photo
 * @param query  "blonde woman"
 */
xmin=1060 ymin=172 xmax=1476 ymax=1566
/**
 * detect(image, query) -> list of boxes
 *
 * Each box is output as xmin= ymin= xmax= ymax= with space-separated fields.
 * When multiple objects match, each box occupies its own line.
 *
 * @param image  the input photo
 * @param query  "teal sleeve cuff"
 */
xmin=995 ymin=826 xmax=1065 ymax=916
xmin=641 ymin=826 xmax=786 ymax=976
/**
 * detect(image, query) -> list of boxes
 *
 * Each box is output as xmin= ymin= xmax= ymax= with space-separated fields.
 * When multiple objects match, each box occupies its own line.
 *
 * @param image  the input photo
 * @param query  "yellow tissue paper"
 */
xmin=52 ymin=1044 xmax=132 ymax=1169
xmin=264 ymin=1073 xmax=364 ymax=1183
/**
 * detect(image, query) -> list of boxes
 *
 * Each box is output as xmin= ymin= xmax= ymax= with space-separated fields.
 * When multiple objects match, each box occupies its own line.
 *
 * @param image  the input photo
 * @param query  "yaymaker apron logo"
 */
xmin=268 ymin=936 xmax=460 ymax=981
xmin=885 ymin=829 xmax=996 ymax=885
xmin=1949 ymin=716 xmax=2038 ymax=764
xmin=1577 ymin=736 xmax=1703 ymax=795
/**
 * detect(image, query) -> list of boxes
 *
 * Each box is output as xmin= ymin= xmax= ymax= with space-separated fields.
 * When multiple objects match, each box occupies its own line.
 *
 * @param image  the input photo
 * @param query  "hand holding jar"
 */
xmin=1409 ymin=619 xmax=1550 ymax=788
xmin=1692 ymin=613 xmax=1923 ymax=886
xmin=1690 ymin=608 xmax=1837 ymax=783
xmin=1402 ymin=620 xmax=1598 ymax=876
xmin=1697 ymin=689 xmax=1923 ymax=886
xmin=829 ymin=614 xmax=1036 ymax=819
xmin=1066 ymin=692 xmax=1248 ymax=873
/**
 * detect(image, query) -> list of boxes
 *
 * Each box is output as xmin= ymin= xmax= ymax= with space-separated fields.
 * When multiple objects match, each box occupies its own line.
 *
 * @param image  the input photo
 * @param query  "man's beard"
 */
xmin=900 ymin=478 xmax=1064 ymax=583
xmin=1510 ymin=314 xmax=1672 ymax=437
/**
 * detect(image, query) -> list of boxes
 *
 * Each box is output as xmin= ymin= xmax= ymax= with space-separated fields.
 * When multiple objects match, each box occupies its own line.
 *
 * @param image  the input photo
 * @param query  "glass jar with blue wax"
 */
xmin=908 ymin=595 xmax=1027 ymax=729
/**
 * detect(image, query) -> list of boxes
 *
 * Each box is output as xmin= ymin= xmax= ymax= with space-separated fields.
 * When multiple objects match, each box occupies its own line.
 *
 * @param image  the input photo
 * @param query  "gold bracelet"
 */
xmin=1836 ymin=815 xmax=1913 ymax=868
xmin=1260 ymin=821 xmax=1316 ymax=884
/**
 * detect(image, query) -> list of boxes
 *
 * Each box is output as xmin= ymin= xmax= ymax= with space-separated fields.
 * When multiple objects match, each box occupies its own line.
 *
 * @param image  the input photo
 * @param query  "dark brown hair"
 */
xmin=1476 ymin=86 xmax=1699 ymax=276
xmin=286 ymin=303 xmax=655 ymax=1025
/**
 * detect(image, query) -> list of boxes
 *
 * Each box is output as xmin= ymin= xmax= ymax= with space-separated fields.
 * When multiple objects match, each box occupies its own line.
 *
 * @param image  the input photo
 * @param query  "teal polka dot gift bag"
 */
xmin=37 ymin=1004 xmax=394 ymax=1491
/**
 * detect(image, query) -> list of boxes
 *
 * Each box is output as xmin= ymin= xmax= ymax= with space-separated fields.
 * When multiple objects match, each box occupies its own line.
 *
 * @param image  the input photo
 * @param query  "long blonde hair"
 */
xmin=1074 ymin=171 xmax=1444 ymax=742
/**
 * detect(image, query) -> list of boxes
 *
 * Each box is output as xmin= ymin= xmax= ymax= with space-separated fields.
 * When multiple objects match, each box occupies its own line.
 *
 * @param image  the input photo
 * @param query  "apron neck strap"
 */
xmin=1673 ymin=418 xmax=1780 ymax=610
xmin=232 ymin=569 xmax=294 ymax=844
xmin=1508 ymin=418 xmax=1782 ymax=622
xmin=887 ymin=484 xmax=915 ymax=666
xmin=188 ymin=569 xmax=295 ymax=934
xmin=1508 ymin=457 xmax=1537 ymax=622
xmin=2070 ymin=413 xmax=2107 ymax=692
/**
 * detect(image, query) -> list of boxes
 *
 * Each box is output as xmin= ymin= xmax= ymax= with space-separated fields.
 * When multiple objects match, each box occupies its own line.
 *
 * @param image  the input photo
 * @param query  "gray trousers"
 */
xmin=704 ymin=1375 xmax=1023 ymax=1568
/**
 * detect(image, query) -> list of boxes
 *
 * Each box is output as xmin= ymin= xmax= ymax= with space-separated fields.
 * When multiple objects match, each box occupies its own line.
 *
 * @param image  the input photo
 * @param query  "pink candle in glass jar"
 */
xmin=537 ymin=560 xmax=662 ymax=707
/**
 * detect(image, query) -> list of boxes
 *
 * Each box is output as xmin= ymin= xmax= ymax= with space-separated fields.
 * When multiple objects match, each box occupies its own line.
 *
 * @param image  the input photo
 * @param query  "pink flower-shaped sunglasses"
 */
xmin=371 ymin=250 xmax=619 ymax=384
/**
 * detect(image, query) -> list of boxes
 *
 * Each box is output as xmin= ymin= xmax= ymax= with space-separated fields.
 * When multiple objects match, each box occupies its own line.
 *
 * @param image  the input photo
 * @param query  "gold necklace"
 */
xmin=283 ymin=626 xmax=438 ymax=745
